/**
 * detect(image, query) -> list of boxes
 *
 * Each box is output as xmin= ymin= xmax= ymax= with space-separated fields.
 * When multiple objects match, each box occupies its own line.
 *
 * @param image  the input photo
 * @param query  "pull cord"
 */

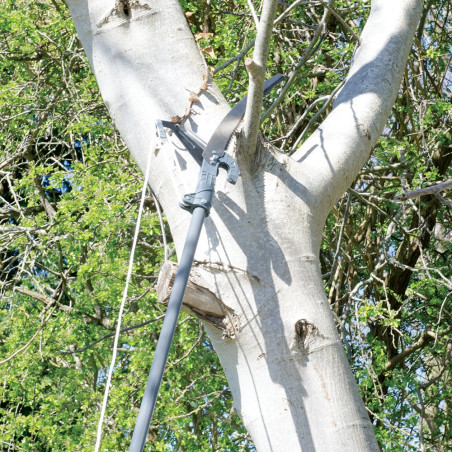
xmin=94 ymin=149 xmax=153 ymax=452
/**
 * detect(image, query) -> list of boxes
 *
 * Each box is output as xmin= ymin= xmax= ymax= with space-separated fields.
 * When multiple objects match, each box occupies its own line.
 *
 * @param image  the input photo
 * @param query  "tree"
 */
xmin=1 ymin=0 xmax=450 ymax=451
xmin=63 ymin=0 xmax=422 ymax=449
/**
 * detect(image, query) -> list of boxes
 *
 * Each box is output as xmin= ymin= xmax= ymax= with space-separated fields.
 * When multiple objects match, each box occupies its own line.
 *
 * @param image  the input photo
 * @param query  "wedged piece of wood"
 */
xmin=156 ymin=261 xmax=239 ymax=338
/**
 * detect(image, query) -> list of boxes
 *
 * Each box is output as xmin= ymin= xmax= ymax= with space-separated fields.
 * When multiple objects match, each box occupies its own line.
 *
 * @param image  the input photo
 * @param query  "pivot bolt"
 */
xmin=209 ymin=150 xmax=219 ymax=164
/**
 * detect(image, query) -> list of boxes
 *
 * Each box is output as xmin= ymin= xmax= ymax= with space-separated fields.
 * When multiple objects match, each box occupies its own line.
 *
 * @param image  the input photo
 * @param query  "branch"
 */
xmin=274 ymin=0 xmax=304 ymax=26
xmin=213 ymin=40 xmax=255 ymax=74
xmin=12 ymin=285 xmax=71 ymax=313
xmin=0 ymin=306 xmax=56 ymax=365
xmin=261 ymin=4 xmax=329 ymax=122
xmin=384 ymin=327 xmax=451 ymax=372
xmin=168 ymin=323 xmax=204 ymax=367
xmin=12 ymin=285 xmax=114 ymax=330
xmin=0 ymin=205 xmax=47 ymax=221
xmin=287 ymin=79 xmax=345 ymax=153
xmin=25 ymin=152 xmax=57 ymax=219
xmin=246 ymin=0 xmax=260 ymax=26
xmin=394 ymin=179 xmax=452 ymax=203
xmin=214 ymin=1 xmax=312 ymax=76
xmin=241 ymin=0 xmax=279 ymax=164
xmin=0 ymin=143 xmax=30 ymax=171
xmin=291 ymin=0 xmax=424 ymax=215
xmin=321 ymin=2 xmax=361 ymax=45
xmin=277 ymin=95 xmax=329 ymax=146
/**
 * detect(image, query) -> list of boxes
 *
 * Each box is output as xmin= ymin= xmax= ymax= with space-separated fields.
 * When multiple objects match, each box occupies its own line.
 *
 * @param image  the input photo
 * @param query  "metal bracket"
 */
xmin=155 ymin=119 xmax=167 ymax=143
xmin=156 ymin=120 xmax=203 ymax=166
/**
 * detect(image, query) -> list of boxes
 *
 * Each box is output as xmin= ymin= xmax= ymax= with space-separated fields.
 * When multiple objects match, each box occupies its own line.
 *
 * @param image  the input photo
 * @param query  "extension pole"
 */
xmin=129 ymin=206 xmax=207 ymax=452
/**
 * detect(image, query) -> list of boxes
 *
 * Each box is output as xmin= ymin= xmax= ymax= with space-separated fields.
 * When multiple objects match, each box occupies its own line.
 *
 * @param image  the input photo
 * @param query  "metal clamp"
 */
xmin=180 ymin=153 xmax=238 ymax=216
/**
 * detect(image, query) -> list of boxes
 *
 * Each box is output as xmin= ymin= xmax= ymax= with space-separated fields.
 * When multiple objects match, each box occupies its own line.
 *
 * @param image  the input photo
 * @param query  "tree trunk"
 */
xmin=66 ymin=0 xmax=422 ymax=449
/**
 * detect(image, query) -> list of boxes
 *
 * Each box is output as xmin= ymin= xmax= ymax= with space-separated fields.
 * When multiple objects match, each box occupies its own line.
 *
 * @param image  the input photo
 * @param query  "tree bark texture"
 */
xmin=66 ymin=0 xmax=423 ymax=450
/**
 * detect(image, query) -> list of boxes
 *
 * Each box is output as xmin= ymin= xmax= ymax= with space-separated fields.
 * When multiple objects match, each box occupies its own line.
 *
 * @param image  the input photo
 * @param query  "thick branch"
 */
xmin=292 ymin=0 xmax=423 ymax=217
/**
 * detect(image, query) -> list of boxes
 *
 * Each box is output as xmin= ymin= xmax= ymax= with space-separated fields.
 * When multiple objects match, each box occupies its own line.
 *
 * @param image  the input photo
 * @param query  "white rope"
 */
xmin=94 ymin=150 xmax=153 ymax=452
xmin=151 ymin=190 xmax=168 ymax=262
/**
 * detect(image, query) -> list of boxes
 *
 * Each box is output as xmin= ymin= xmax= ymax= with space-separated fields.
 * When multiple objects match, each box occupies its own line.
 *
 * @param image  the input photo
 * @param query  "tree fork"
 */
xmin=65 ymin=0 xmax=423 ymax=450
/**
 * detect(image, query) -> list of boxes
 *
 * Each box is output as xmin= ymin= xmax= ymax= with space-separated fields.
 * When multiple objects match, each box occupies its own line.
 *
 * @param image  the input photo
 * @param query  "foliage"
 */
xmin=0 ymin=0 xmax=450 ymax=451
xmin=0 ymin=1 xmax=248 ymax=450
xmin=317 ymin=1 xmax=452 ymax=449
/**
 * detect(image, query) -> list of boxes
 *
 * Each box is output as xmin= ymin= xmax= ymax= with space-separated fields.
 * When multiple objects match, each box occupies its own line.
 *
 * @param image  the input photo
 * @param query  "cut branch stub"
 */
xmin=156 ymin=261 xmax=239 ymax=338
xmin=245 ymin=58 xmax=265 ymax=82
xmin=295 ymin=319 xmax=324 ymax=353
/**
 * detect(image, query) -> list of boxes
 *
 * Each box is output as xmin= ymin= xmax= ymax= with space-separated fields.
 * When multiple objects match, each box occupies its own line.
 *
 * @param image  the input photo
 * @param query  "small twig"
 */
xmin=217 ymin=10 xmax=253 ymax=18
xmin=0 ymin=134 xmax=30 ymax=170
xmin=214 ymin=40 xmax=255 ymax=75
xmin=59 ymin=315 xmax=165 ymax=354
xmin=279 ymin=94 xmax=330 ymax=148
xmin=224 ymin=58 xmax=243 ymax=96
xmin=168 ymin=323 xmax=204 ymax=367
xmin=435 ymin=193 xmax=452 ymax=207
xmin=217 ymin=9 xmax=314 ymax=27
xmin=246 ymin=0 xmax=260 ymax=26
xmin=261 ymin=1 xmax=332 ymax=122
xmin=288 ymin=79 xmax=345 ymax=153
xmin=325 ymin=193 xmax=350 ymax=288
xmin=214 ymin=1 xmax=314 ymax=76
xmin=0 ymin=306 xmax=56 ymax=365
xmin=321 ymin=2 xmax=361 ymax=45
xmin=274 ymin=0 xmax=304 ymax=25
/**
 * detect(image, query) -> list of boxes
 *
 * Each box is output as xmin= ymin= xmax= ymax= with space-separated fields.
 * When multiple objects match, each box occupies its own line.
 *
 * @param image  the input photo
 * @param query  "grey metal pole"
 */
xmin=129 ymin=206 xmax=206 ymax=452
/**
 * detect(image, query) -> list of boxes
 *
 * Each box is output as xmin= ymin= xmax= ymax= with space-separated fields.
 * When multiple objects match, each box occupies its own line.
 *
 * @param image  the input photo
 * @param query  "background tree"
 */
xmin=0 ymin=0 xmax=450 ymax=451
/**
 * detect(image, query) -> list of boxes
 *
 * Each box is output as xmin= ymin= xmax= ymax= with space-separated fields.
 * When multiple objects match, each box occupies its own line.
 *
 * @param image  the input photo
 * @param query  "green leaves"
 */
xmin=0 ymin=2 xmax=250 ymax=449
xmin=321 ymin=1 xmax=451 ymax=447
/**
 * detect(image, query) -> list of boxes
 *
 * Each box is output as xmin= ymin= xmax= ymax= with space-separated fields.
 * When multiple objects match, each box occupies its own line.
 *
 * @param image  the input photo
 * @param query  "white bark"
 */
xmin=292 ymin=0 xmax=423 ymax=216
xmin=66 ymin=0 xmax=423 ymax=450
